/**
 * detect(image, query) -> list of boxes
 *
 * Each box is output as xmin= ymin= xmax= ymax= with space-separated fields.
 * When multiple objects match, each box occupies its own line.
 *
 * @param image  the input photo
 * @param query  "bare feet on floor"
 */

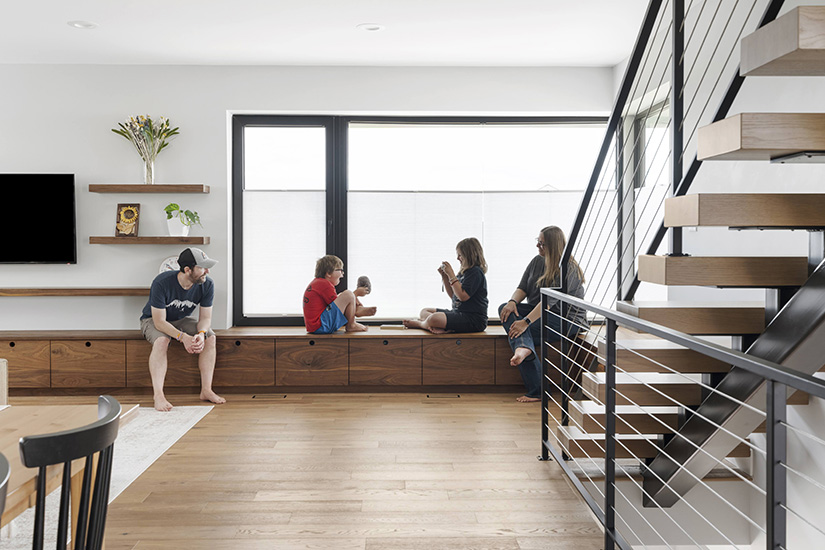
xmin=510 ymin=347 xmax=534 ymax=367
xmin=154 ymin=396 xmax=173 ymax=412
xmin=200 ymin=390 xmax=226 ymax=405
xmin=346 ymin=322 xmax=369 ymax=332
xmin=516 ymin=395 xmax=541 ymax=403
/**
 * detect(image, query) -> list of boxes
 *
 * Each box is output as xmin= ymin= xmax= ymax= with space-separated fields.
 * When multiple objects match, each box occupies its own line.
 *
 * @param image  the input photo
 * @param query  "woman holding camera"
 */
xmin=499 ymin=226 xmax=586 ymax=402
xmin=404 ymin=237 xmax=488 ymax=334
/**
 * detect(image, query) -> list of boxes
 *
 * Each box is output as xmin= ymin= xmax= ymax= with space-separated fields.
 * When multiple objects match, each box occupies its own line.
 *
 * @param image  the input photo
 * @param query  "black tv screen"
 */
xmin=0 ymin=174 xmax=77 ymax=264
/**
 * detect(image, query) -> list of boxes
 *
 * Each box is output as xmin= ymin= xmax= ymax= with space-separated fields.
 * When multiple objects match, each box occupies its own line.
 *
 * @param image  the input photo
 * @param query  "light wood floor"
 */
xmin=12 ymin=392 xmax=603 ymax=549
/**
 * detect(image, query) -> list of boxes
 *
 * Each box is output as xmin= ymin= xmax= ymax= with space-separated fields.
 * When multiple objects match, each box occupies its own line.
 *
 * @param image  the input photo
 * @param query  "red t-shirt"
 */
xmin=303 ymin=277 xmax=338 ymax=332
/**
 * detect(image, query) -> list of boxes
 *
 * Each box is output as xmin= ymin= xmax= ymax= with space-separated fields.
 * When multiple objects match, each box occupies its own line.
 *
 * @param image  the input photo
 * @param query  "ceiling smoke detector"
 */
xmin=67 ymin=20 xmax=98 ymax=30
xmin=356 ymin=23 xmax=385 ymax=32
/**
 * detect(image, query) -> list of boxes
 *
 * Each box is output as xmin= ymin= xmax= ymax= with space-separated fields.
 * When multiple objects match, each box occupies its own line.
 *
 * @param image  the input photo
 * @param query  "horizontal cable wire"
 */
xmin=682 ymin=0 xmax=761 ymax=150
xmin=781 ymin=421 xmax=825 ymax=449
xmin=780 ymin=462 xmax=825 ymax=497
xmin=609 ymin=365 xmax=766 ymax=456
xmin=616 ymin=342 xmax=766 ymax=418
xmin=582 ymin=377 xmax=766 ymax=494
xmin=616 ymin=343 xmax=769 ymax=422
xmin=781 ymin=503 xmax=825 ymax=541
xmin=572 ymin=2 xmax=672 ymax=262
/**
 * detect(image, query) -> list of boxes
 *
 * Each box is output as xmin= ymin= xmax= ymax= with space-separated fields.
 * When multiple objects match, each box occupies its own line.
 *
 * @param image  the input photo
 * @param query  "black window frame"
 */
xmin=232 ymin=114 xmax=608 ymax=326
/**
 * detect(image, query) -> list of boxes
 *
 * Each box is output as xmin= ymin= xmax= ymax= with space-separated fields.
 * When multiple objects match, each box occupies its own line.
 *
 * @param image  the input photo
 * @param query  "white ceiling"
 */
xmin=1 ymin=0 xmax=648 ymax=67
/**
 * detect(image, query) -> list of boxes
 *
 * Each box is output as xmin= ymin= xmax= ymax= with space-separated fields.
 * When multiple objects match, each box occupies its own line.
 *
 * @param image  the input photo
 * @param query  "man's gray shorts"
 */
xmin=140 ymin=317 xmax=216 ymax=345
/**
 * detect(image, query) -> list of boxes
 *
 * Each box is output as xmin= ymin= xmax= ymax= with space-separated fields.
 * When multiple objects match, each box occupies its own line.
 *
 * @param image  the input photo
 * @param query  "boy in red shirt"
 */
xmin=303 ymin=255 xmax=368 ymax=334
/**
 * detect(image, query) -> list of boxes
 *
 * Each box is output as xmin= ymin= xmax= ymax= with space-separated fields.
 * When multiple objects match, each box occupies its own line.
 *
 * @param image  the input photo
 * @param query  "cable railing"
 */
xmin=561 ymin=0 xmax=786 ymax=307
xmin=539 ymin=288 xmax=825 ymax=550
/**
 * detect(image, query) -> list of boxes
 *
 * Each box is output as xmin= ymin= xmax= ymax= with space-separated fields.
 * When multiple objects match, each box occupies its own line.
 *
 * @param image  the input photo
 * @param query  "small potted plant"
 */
xmin=164 ymin=203 xmax=202 ymax=237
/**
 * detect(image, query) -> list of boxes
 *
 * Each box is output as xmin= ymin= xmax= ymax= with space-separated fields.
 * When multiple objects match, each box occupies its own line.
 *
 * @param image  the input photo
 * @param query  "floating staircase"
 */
xmin=637 ymin=254 xmax=808 ymax=287
xmin=740 ymin=6 xmax=825 ymax=76
xmin=665 ymin=193 xmax=825 ymax=229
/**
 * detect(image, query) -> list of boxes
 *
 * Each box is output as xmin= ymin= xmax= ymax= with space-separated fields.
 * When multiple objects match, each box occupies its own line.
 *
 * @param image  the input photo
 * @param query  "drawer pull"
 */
xmin=235 ymin=340 xmax=242 ymax=347
xmin=85 ymin=342 xmax=92 ymax=347
xmin=9 ymin=341 xmax=15 ymax=348
xmin=455 ymin=339 xmax=462 ymax=345
xmin=309 ymin=340 xmax=315 ymax=346
xmin=383 ymin=340 xmax=389 ymax=346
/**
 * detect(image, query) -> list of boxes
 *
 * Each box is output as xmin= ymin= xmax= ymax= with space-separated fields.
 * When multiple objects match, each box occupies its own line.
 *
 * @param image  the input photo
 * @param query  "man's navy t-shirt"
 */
xmin=140 ymin=270 xmax=214 ymax=321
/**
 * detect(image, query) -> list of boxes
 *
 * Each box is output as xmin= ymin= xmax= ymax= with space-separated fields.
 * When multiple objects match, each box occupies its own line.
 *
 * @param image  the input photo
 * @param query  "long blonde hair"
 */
xmin=537 ymin=226 xmax=584 ymax=287
xmin=456 ymin=237 xmax=488 ymax=274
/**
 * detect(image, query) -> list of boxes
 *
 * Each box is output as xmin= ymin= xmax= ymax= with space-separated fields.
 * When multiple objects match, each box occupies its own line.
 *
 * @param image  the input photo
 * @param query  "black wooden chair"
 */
xmin=19 ymin=395 xmax=121 ymax=550
xmin=0 ymin=451 xmax=9 ymax=519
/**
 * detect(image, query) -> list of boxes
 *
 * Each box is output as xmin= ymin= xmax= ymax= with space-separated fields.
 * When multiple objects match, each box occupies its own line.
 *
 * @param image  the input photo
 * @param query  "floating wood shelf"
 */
xmin=88 ymin=184 xmax=210 ymax=194
xmin=697 ymin=113 xmax=825 ymax=161
xmin=89 ymin=236 xmax=210 ymax=245
xmin=0 ymin=288 xmax=149 ymax=297
xmin=638 ymin=254 xmax=809 ymax=287
xmin=665 ymin=194 xmax=825 ymax=228
xmin=741 ymin=7 xmax=825 ymax=76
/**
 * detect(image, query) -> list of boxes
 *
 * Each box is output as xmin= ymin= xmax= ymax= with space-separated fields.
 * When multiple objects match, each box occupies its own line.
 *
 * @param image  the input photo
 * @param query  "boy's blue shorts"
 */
xmin=314 ymin=302 xmax=348 ymax=334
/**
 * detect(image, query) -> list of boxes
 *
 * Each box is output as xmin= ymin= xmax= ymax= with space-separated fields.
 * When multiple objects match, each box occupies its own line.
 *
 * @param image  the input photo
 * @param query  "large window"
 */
xmin=233 ymin=116 xmax=606 ymax=325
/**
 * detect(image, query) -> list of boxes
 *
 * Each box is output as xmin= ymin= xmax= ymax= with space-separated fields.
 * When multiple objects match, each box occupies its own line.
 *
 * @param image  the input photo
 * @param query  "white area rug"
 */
xmin=1 ymin=405 xmax=212 ymax=548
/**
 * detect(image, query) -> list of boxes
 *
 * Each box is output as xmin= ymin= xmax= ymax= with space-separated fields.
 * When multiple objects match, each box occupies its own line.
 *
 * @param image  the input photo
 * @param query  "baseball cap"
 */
xmin=178 ymin=247 xmax=218 ymax=269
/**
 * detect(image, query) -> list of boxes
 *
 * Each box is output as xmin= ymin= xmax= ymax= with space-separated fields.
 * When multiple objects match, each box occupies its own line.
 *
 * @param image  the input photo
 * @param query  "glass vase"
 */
xmin=143 ymin=158 xmax=154 ymax=185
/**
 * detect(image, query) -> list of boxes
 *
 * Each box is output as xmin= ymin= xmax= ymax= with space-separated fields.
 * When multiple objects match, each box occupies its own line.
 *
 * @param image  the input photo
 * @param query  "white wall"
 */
xmin=0 ymin=64 xmax=613 ymax=330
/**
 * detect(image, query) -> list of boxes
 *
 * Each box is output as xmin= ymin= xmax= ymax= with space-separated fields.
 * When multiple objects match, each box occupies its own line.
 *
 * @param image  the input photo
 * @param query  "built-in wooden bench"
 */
xmin=0 ymin=326 xmax=573 ymax=394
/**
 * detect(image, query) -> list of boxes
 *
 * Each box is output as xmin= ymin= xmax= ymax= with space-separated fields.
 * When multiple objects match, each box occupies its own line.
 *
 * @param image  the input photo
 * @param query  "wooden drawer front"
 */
xmin=0 ymin=340 xmax=51 ymax=388
xmin=495 ymin=338 xmax=523 ymax=385
xmin=126 ymin=340 xmax=200 ymax=387
xmin=423 ymin=338 xmax=495 ymax=385
xmin=214 ymin=338 xmax=275 ymax=386
xmin=349 ymin=339 xmax=422 ymax=385
xmin=276 ymin=338 xmax=348 ymax=386
xmin=51 ymin=340 xmax=126 ymax=388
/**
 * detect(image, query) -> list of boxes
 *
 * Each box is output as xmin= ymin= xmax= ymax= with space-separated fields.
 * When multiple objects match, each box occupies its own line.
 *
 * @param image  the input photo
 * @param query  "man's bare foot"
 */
xmin=200 ymin=390 xmax=226 ymax=404
xmin=154 ymin=396 xmax=174 ymax=412
xmin=403 ymin=319 xmax=423 ymax=329
xmin=516 ymin=395 xmax=541 ymax=403
xmin=346 ymin=322 xmax=368 ymax=332
xmin=510 ymin=347 xmax=534 ymax=367
xmin=428 ymin=326 xmax=447 ymax=334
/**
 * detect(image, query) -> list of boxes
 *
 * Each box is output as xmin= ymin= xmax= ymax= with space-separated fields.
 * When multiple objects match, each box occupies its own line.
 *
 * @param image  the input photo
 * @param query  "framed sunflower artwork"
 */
xmin=115 ymin=203 xmax=140 ymax=237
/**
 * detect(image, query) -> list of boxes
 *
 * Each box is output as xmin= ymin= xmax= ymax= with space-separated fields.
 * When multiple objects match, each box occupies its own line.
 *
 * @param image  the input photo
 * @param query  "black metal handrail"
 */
xmin=540 ymin=288 xmax=824 ymax=550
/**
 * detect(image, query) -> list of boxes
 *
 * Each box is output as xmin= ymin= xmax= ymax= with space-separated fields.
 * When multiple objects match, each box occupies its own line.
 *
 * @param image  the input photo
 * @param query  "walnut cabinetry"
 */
xmin=349 ymin=338 xmax=422 ymax=385
xmin=50 ymin=340 xmax=126 ymax=387
xmin=215 ymin=338 xmax=275 ymax=386
xmin=2 ymin=328 xmax=518 ymax=392
xmin=0 ymin=340 xmax=51 ymax=388
xmin=276 ymin=338 xmax=348 ymax=386
xmin=423 ymin=338 xmax=495 ymax=385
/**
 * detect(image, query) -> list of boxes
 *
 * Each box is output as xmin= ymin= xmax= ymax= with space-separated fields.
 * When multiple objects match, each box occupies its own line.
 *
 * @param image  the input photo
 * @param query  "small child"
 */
xmin=303 ymin=255 xmax=368 ymax=334
xmin=354 ymin=275 xmax=377 ymax=318
xmin=404 ymin=237 xmax=489 ymax=334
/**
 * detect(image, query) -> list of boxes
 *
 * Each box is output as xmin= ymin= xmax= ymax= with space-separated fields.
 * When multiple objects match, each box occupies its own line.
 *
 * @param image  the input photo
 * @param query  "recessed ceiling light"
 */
xmin=67 ymin=20 xmax=98 ymax=30
xmin=356 ymin=23 xmax=385 ymax=32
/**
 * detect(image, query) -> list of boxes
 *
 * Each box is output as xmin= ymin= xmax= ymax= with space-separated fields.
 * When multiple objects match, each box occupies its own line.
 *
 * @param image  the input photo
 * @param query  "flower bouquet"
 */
xmin=112 ymin=115 xmax=179 ymax=184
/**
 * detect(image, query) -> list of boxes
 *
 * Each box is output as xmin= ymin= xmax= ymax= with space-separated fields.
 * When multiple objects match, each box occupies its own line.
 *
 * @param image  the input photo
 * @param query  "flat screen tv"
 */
xmin=0 ymin=174 xmax=77 ymax=264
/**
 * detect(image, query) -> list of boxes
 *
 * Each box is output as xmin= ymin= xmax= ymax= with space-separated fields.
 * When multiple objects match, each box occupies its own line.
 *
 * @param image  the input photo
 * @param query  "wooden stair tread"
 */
xmin=569 ymin=400 xmax=680 ymax=434
xmin=582 ymin=371 xmax=703 ymax=407
xmin=556 ymin=425 xmax=751 ymax=458
xmin=741 ymin=7 xmax=825 ymax=76
xmin=698 ymin=113 xmax=825 ymax=161
xmin=665 ymin=194 xmax=825 ymax=228
xmin=638 ymin=255 xmax=809 ymax=287
xmin=569 ymin=459 xmax=752 ymax=482
xmin=617 ymin=300 xmax=765 ymax=335
xmin=598 ymin=338 xmax=733 ymax=373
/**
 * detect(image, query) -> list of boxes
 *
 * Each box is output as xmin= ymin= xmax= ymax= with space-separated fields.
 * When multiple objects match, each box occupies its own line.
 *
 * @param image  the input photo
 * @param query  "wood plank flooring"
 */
xmin=11 ymin=393 xmax=602 ymax=549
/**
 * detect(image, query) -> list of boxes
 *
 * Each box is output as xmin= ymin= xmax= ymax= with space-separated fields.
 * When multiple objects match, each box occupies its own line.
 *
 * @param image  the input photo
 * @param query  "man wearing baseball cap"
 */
xmin=139 ymin=247 xmax=226 ymax=411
